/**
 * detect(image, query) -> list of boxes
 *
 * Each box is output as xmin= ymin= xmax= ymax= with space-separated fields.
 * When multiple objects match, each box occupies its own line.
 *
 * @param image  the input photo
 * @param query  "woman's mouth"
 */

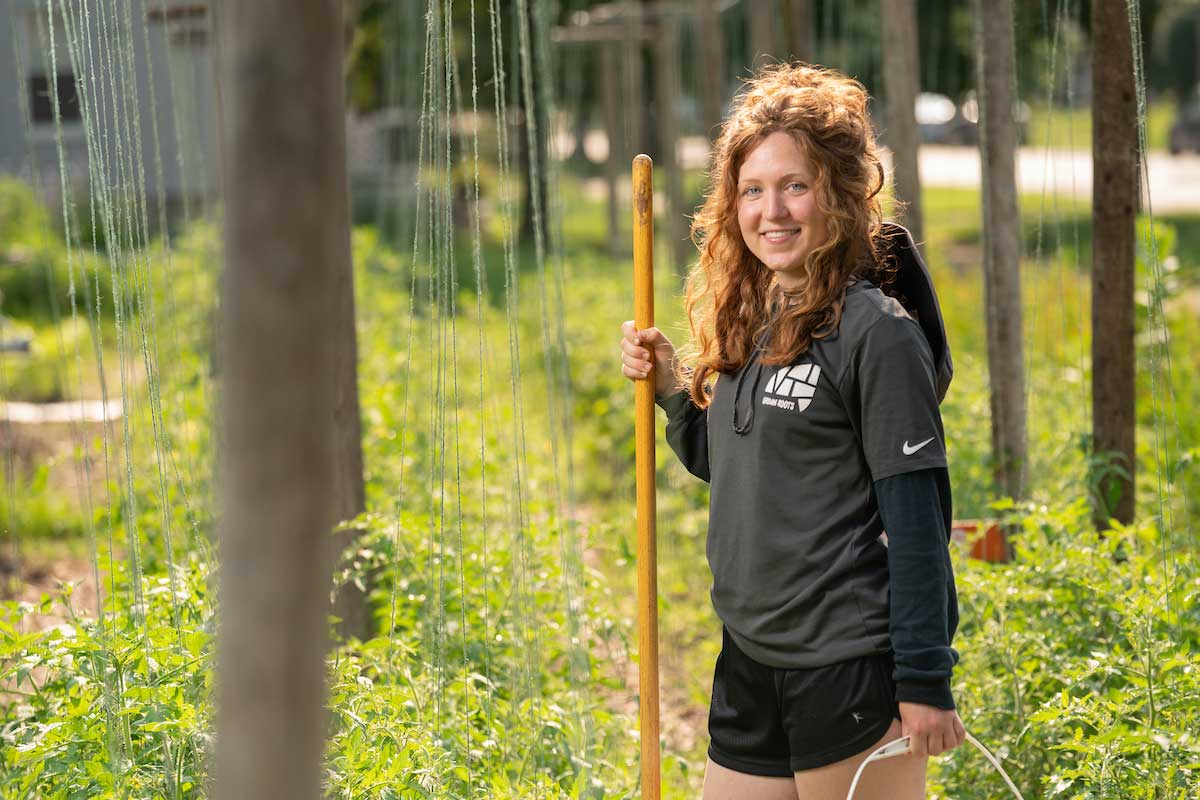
xmin=762 ymin=229 xmax=800 ymax=243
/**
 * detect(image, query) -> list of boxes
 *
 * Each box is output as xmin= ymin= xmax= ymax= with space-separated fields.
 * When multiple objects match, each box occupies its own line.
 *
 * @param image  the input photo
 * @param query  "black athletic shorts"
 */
xmin=707 ymin=627 xmax=902 ymax=776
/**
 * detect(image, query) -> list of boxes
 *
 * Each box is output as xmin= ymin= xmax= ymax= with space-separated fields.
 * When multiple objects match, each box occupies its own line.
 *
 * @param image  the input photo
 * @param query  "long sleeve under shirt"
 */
xmin=657 ymin=389 xmax=959 ymax=709
xmin=654 ymin=282 xmax=959 ymax=709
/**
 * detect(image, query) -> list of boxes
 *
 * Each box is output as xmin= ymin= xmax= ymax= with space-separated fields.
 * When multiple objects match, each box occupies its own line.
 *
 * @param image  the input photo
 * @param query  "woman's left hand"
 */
xmin=897 ymin=701 xmax=966 ymax=757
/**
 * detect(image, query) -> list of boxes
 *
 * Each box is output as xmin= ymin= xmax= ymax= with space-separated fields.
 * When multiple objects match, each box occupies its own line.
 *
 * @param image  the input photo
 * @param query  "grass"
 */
xmin=1025 ymin=100 xmax=1177 ymax=152
xmin=1 ymin=319 xmax=129 ymax=403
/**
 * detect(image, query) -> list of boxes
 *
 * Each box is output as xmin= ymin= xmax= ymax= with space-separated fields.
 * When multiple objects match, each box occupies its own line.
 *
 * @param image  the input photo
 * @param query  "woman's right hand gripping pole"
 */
xmin=620 ymin=321 xmax=680 ymax=401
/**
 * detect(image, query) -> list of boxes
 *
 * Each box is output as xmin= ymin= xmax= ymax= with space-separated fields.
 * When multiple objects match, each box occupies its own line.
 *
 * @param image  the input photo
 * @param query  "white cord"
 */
xmin=845 ymin=730 xmax=1026 ymax=800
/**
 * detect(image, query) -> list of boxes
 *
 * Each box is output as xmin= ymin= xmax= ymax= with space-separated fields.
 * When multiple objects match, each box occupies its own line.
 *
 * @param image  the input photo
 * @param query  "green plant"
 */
xmin=931 ymin=502 xmax=1200 ymax=799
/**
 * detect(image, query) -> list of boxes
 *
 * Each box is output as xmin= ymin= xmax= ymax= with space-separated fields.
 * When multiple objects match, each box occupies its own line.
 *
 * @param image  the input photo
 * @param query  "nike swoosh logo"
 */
xmin=902 ymin=436 xmax=936 ymax=455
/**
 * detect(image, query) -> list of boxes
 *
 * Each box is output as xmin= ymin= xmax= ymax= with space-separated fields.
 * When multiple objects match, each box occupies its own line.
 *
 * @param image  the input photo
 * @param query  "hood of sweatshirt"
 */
xmin=877 ymin=222 xmax=954 ymax=403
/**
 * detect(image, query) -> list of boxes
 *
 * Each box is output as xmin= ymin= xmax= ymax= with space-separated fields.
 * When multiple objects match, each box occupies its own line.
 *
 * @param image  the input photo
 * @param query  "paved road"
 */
xmin=675 ymin=137 xmax=1200 ymax=213
xmin=909 ymin=145 xmax=1200 ymax=214
xmin=2 ymin=399 xmax=123 ymax=423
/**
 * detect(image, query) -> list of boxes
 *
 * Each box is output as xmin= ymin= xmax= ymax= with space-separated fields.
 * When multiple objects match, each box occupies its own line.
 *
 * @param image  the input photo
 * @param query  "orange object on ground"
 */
xmin=951 ymin=520 xmax=1009 ymax=563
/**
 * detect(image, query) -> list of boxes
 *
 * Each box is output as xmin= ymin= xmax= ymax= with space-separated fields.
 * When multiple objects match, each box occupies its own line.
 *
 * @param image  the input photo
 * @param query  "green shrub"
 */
xmin=0 ymin=558 xmax=213 ymax=798
xmin=934 ymin=500 xmax=1200 ymax=799
xmin=0 ymin=179 xmax=116 ymax=323
xmin=0 ymin=461 xmax=87 ymax=541
xmin=1 ymin=505 xmax=639 ymax=799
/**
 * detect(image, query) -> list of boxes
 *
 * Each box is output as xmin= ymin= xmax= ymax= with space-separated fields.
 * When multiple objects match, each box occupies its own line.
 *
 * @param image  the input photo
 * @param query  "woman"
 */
xmin=619 ymin=63 xmax=965 ymax=799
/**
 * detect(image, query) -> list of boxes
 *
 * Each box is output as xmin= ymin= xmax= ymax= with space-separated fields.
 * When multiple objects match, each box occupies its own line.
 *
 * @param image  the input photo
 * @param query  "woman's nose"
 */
xmin=764 ymin=190 xmax=788 ymax=220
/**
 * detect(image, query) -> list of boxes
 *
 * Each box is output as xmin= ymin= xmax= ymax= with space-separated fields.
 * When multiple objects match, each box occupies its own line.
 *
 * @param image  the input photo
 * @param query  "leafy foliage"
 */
xmin=934 ymin=501 xmax=1200 ymax=799
xmin=1 ymin=173 xmax=1199 ymax=799
xmin=1 ymin=558 xmax=213 ymax=798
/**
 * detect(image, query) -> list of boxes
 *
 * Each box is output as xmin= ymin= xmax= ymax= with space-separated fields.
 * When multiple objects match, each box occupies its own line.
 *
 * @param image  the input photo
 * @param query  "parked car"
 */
xmin=1169 ymin=89 xmax=1200 ymax=155
xmin=874 ymin=92 xmax=1028 ymax=148
xmin=957 ymin=91 xmax=1030 ymax=146
xmin=915 ymin=92 xmax=976 ymax=145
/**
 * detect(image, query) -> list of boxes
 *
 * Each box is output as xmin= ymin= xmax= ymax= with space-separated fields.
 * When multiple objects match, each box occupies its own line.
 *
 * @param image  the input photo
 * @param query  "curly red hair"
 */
xmin=681 ymin=62 xmax=895 ymax=407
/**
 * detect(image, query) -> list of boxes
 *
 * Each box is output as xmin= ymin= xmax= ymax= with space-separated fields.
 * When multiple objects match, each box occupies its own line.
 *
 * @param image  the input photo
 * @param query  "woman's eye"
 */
xmin=741 ymin=186 xmax=761 ymax=197
xmin=787 ymin=182 xmax=807 ymax=192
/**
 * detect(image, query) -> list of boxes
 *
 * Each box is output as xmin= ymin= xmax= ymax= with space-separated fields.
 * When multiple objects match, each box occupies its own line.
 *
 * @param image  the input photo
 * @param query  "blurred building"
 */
xmin=0 ymin=0 xmax=217 ymax=228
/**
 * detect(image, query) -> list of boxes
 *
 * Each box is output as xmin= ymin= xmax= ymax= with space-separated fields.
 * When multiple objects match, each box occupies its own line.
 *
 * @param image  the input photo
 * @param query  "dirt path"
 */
xmin=575 ymin=501 xmax=710 ymax=775
xmin=1 ymin=550 xmax=99 ymax=627
xmin=1 ymin=416 xmax=113 ymax=630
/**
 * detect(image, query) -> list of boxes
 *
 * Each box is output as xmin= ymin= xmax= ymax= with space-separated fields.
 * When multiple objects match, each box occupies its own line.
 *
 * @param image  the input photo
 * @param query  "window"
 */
xmin=29 ymin=74 xmax=81 ymax=124
xmin=147 ymin=3 xmax=209 ymax=46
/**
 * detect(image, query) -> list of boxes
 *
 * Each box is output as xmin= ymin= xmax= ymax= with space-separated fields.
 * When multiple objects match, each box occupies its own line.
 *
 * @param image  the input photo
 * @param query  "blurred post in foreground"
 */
xmin=214 ymin=0 xmax=352 ymax=796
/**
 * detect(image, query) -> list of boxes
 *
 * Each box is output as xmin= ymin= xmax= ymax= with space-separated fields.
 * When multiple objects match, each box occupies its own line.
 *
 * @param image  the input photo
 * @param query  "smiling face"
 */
xmin=735 ymin=131 xmax=829 ymax=291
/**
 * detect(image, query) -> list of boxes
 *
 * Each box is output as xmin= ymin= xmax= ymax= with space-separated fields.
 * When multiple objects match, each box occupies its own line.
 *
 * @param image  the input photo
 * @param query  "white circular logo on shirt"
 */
xmin=763 ymin=363 xmax=821 ymax=413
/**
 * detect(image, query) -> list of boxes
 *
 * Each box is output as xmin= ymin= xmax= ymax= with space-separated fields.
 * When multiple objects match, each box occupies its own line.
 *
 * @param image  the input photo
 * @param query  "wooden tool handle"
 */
xmin=632 ymin=153 xmax=660 ymax=800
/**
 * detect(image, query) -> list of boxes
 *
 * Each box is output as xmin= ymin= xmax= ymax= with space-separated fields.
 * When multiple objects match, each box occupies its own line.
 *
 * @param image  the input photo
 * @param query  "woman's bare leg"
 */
xmin=792 ymin=719 xmax=926 ymax=800
xmin=702 ymin=758 xmax=800 ymax=800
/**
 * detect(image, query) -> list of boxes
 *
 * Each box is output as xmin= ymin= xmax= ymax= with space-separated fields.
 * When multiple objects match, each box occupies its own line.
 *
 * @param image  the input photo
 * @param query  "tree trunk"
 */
xmin=1195 ymin=10 xmax=1200 ymax=104
xmin=747 ymin=0 xmax=779 ymax=72
xmin=518 ymin=0 xmax=549 ymax=255
xmin=695 ymin=0 xmax=727 ymax=137
xmin=330 ymin=0 xmax=370 ymax=645
xmin=784 ymin=0 xmax=814 ymax=62
xmin=880 ymin=0 xmax=923 ymax=249
xmin=601 ymin=41 xmax=622 ymax=257
xmin=214 ymin=0 xmax=349 ymax=796
xmin=1091 ymin=0 xmax=1137 ymax=528
xmin=622 ymin=1 xmax=645 ymax=156
xmin=653 ymin=13 xmax=689 ymax=278
xmin=330 ymin=252 xmax=369 ymax=640
xmin=974 ymin=0 xmax=1027 ymax=514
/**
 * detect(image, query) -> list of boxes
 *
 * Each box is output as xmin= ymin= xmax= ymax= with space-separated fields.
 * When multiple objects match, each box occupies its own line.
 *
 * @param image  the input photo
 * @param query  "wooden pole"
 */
xmin=214 ymin=0 xmax=347 ymax=797
xmin=653 ymin=13 xmax=689 ymax=278
xmin=974 ymin=0 xmax=1027 ymax=534
xmin=622 ymin=2 xmax=645 ymax=169
xmin=881 ymin=0 xmax=924 ymax=249
xmin=633 ymin=153 xmax=660 ymax=800
xmin=331 ymin=0 xmax=370 ymax=641
xmin=695 ymin=0 xmax=727 ymax=138
xmin=747 ymin=0 xmax=779 ymax=72
xmin=785 ymin=0 xmax=814 ymax=62
xmin=602 ymin=42 xmax=622 ymax=257
xmin=1091 ymin=0 xmax=1137 ymax=527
